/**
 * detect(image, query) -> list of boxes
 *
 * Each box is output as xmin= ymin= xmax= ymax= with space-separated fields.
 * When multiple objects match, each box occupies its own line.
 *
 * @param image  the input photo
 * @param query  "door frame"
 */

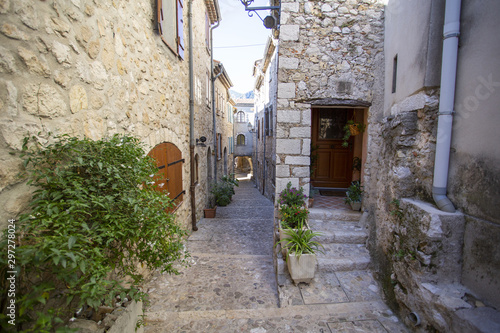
xmin=310 ymin=106 xmax=366 ymax=189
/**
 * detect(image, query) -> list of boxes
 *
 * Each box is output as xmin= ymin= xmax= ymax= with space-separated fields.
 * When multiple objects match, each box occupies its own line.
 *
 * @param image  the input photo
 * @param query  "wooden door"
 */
xmin=147 ymin=142 xmax=185 ymax=210
xmin=311 ymin=108 xmax=353 ymax=188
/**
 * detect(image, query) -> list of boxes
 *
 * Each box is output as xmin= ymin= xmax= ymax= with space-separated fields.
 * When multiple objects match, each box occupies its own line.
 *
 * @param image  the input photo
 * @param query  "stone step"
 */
xmin=309 ymin=207 xmax=362 ymax=222
xmin=145 ymin=300 xmax=407 ymax=332
xmin=314 ymin=229 xmax=367 ymax=245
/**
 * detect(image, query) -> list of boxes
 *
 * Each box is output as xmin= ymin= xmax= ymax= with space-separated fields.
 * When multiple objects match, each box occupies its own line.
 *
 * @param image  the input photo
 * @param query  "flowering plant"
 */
xmin=279 ymin=204 xmax=309 ymax=229
xmin=278 ymin=182 xmax=307 ymax=206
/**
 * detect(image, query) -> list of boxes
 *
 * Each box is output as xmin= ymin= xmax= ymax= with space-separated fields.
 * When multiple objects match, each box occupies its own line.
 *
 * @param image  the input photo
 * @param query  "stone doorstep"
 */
xmin=308 ymin=208 xmax=363 ymax=221
xmin=277 ymin=255 xmax=371 ymax=275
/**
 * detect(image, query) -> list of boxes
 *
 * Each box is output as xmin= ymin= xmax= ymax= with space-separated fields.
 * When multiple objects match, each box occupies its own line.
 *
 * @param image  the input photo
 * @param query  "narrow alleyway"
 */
xmin=143 ymin=179 xmax=408 ymax=332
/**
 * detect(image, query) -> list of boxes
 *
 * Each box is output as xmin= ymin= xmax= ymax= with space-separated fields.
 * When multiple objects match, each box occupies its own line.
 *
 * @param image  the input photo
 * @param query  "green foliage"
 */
xmin=342 ymin=120 xmax=366 ymax=148
xmin=210 ymin=175 xmax=238 ymax=207
xmin=278 ymin=182 xmax=307 ymax=206
xmin=390 ymin=198 xmax=404 ymax=220
xmin=278 ymin=221 xmax=324 ymax=258
xmin=344 ymin=181 xmax=363 ymax=204
xmin=0 ymin=134 xmax=189 ymax=331
xmin=279 ymin=205 xmax=309 ymax=229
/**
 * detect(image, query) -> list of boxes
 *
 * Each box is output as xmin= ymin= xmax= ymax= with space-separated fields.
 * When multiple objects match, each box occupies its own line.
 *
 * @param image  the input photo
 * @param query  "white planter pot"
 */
xmin=350 ymin=201 xmax=361 ymax=211
xmin=287 ymin=252 xmax=317 ymax=284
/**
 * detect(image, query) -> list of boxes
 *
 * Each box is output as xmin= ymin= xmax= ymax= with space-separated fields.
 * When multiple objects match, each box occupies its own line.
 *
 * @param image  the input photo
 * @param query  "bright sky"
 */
xmin=213 ymin=0 xmax=272 ymax=94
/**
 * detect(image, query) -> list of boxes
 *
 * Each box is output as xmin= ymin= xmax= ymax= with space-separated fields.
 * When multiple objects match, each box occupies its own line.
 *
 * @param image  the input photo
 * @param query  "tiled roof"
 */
xmin=205 ymin=0 xmax=220 ymax=24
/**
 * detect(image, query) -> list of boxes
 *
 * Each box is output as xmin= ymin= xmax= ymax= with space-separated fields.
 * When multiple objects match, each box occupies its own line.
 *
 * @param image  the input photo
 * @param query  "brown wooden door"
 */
xmin=147 ymin=142 xmax=185 ymax=210
xmin=311 ymin=108 xmax=353 ymax=188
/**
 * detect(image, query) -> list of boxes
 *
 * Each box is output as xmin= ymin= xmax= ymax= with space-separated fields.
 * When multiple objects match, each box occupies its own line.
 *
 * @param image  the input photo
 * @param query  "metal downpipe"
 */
xmin=188 ymin=0 xmax=198 ymax=231
xmin=432 ymin=0 xmax=461 ymax=212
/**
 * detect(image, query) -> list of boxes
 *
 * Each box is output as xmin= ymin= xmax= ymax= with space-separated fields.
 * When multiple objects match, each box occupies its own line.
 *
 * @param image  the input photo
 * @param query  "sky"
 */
xmin=213 ymin=0 xmax=272 ymax=94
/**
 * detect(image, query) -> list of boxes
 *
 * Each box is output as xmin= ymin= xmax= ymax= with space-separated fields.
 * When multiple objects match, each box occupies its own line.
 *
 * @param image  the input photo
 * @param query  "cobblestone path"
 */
xmin=143 ymin=179 xmax=409 ymax=332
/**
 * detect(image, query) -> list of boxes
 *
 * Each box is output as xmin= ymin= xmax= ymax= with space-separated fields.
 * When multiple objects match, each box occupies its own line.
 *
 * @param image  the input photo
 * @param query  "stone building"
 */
xmin=270 ymin=0 xmax=500 ymax=330
xmin=253 ymin=37 xmax=278 ymax=201
xmin=212 ymin=60 xmax=234 ymax=180
xmin=0 ymin=0 xmax=232 ymax=232
xmin=233 ymin=98 xmax=254 ymax=174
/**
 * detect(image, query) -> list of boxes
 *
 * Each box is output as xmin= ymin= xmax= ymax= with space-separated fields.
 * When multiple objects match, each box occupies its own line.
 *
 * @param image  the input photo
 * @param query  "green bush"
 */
xmin=0 ymin=134 xmax=189 ymax=332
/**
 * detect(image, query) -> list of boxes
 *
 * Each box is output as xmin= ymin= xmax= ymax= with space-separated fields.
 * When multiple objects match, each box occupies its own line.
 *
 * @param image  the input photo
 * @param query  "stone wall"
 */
xmin=364 ymin=0 xmax=500 ymax=330
xmin=0 ymin=0 xmax=217 ymax=231
xmin=275 ymin=0 xmax=385 ymax=198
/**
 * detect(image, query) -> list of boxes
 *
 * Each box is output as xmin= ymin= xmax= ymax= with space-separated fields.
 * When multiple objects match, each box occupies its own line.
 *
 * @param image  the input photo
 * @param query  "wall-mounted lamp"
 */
xmin=247 ymin=122 xmax=254 ymax=133
xmin=196 ymin=136 xmax=207 ymax=147
xmin=239 ymin=0 xmax=280 ymax=30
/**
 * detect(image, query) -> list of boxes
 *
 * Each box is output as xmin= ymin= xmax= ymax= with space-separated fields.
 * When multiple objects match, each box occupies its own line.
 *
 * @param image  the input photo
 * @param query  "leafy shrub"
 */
xmin=210 ymin=175 xmax=238 ymax=207
xmin=279 ymin=205 xmax=309 ymax=229
xmin=344 ymin=181 xmax=363 ymax=204
xmin=278 ymin=182 xmax=307 ymax=206
xmin=0 ymin=134 xmax=189 ymax=332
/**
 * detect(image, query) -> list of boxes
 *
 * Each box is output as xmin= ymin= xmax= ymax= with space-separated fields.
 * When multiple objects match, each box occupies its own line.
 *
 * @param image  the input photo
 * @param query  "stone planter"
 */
xmin=204 ymin=207 xmax=216 ymax=218
xmin=287 ymin=252 xmax=317 ymax=284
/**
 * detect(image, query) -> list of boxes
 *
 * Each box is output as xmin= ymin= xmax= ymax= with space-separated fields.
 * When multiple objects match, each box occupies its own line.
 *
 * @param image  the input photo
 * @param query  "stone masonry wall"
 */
xmin=276 ymin=0 xmax=384 ymax=198
xmin=0 ymin=0 xmax=214 ymax=231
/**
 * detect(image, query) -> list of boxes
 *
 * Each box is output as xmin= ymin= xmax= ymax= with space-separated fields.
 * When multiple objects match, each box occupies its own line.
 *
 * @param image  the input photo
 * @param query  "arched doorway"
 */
xmin=224 ymin=147 xmax=228 ymax=175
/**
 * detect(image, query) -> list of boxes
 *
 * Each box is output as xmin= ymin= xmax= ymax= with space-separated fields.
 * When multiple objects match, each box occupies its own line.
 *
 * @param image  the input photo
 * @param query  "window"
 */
xmin=205 ymin=12 xmax=210 ymax=51
xmin=217 ymin=133 xmax=222 ymax=160
xmin=265 ymin=105 xmax=273 ymax=136
xmin=147 ymin=142 xmax=185 ymax=210
xmin=237 ymin=134 xmax=246 ymax=145
xmin=206 ymin=70 xmax=210 ymax=105
xmin=158 ymin=0 xmax=184 ymax=59
xmin=237 ymin=111 xmax=245 ymax=123
xmin=392 ymin=54 xmax=398 ymax=93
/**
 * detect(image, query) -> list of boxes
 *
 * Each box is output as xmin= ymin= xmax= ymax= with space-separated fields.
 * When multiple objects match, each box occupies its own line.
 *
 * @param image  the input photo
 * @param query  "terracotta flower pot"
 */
xmin=204 ymin=207 xmax=216 ymax=218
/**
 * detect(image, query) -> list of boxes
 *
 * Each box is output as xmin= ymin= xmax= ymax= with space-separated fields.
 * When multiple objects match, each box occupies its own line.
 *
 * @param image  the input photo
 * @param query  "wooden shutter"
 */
xmin=177 ymin=0 xmax=184 ymax=59
xmin=147 ymin=142 xmax=185 ymax=210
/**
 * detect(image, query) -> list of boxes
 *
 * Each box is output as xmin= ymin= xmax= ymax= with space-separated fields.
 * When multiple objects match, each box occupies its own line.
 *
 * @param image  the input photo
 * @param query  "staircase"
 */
xmin=275 ymin=207 xmax=410 ymax=332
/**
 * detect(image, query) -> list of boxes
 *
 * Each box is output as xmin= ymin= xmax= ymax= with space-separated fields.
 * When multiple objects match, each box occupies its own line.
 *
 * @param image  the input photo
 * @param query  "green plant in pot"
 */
xmin=210 ymin=181 xmax=232 ymax=206
xmin=278 ymin=182 xmax=307 ymax=207
xmin=204 ymin=194 xmax=217 ymax=218
xmin=342 ymin=120 xmax=366 ymax=147
xmin=344 ymin=180 xmax=363 ymax=211
xmin=278 ymin=204 xmax=309 ymax=256
xmin=278 ymin=221 xmax=324 ymax=284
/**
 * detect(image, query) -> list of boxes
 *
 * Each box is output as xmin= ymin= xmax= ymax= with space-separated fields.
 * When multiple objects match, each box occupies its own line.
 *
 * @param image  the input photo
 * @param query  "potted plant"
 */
xmin=278 ymin=204 xmax=309 ymax=256
xmin=278 ymin=182 xmax=308 ymax=207
xmin=204 ymin=194 xmax=217 ymax=218
xmin=278 ymin=221 xmax=324 ymax=284
xmin=210 ymin=180 xmax=233 ymax=207
xmin=342 ymin=120 xmax=366 ymax=147
xmin=344 ymin=180 xmax=363 ymax=211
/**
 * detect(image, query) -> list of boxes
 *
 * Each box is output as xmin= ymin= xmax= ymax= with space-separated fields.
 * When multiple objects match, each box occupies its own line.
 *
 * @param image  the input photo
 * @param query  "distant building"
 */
xmin=253 ymin=38 xmax=278 ymax=201
xmin=233 ymin=99 xmax=255 ymax=175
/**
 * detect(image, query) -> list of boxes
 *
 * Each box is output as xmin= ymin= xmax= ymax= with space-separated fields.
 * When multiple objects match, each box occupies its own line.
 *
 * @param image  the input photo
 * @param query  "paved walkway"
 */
xmin=143 ymin=179 xmax=409 ymax=332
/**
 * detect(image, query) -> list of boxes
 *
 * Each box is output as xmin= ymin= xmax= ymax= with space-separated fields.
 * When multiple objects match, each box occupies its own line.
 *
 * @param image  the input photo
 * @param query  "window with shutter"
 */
xmin=237 ymin=134 xmax=246 ymax=146
xmin=157 ymin=0 xmax=184 ymax=59
xmin=148 ymin=142 xmax=185 ymax=211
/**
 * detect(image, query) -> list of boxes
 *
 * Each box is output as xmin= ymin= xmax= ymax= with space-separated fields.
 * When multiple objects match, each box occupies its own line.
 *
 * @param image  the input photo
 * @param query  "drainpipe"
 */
xmin=188 ymin=0 xmax=198 ymax=231
xmin=262 ymin=106 xmax=267 ymax=195
xmin=211 ymin=20 xmax=221 ymax=184
xmin=432 ymin=0 xmax=461 ymax=213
